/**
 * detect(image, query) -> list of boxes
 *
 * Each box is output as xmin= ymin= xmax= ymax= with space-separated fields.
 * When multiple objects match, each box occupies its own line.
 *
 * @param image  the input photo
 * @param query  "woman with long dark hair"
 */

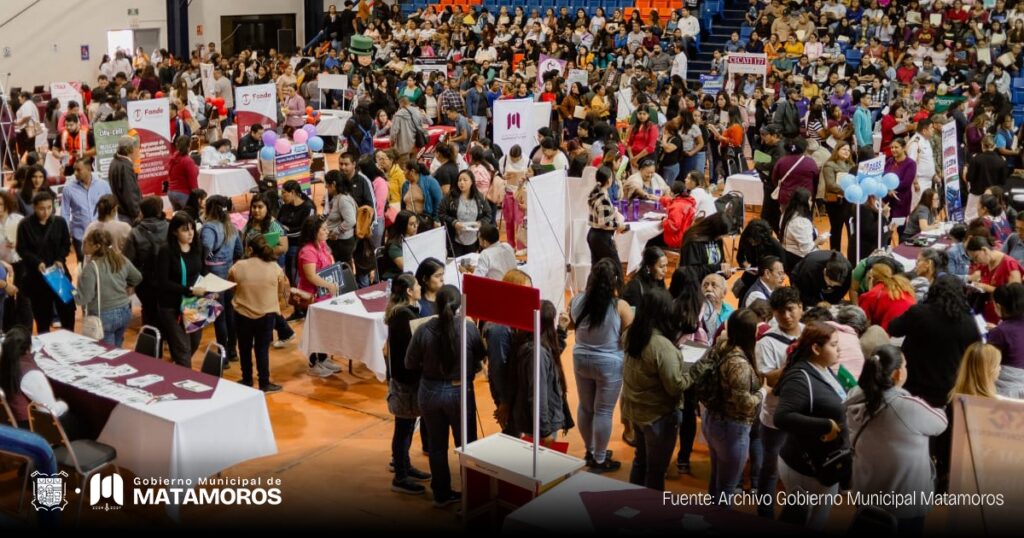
xmin=324 ymin=170 xmax=358 ymax=269
xmin=16 ymin=191 xmax=75 ymax=334
xmin=781 ymin=187 xmax=828 ymax=272
xmin=902 ymin=188 xmax=941 ymax=240
xmin=818 ymin=142 xmax=854 ymax=251
xmin=379 ymin=211 xmax=419 ymax=282
xmin=414 ymin=257 xmax=446 ymax=316
xmin=242 ymin=193 xmax=296 ymax=349
xmin=201 ymin=195 xmax=243 ymax=361
xmin=405 ymin=285 xmax=486 ymax=508
xmin=439 ymin=170 xmax=493 ymax=257
xmin=773 ymin=321 xmax=846 ymax=529
xmin=571 ymin=257 xmax=633 ymax=472
xmin=385 ymin=274 xmax=431 ymax=495
xmin=845 ymin=345 xmax=947 ymax=536
xmin=701 ymin=309 xmax=764 ymax=506
xmin=621 ymin=246 xmax=668 ymax=307
xmin=680 ymin=213 xmax=734 ymax=282
xmin=586 ymin=166 xmax=627 ymax=265
xmin=156 ymin=212 xmax=209 ymax=367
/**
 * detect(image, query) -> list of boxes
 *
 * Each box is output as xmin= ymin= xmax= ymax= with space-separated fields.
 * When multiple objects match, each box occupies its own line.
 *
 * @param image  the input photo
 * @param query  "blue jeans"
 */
xmin=677 ymin=389 xmax=698 ymax=466
xmin=746 ymin=414 xmax=764 ymax=491
xmin=418 ymin=379 xmax=477 ymax=498
xmin=573 ymin=351 xmax=623 ymax=463
xmin=629 ymin=409 xmax=681 ymax=490
xmin=757 ymin=422 xmax=788 ymax=518
xmin=213 ymin=288 xmax=237 ymax=358
xmin=393 ymin=416 xmax=417 ymax=481
xmin=99 ymin=304 xmax=132 ymax=347
xmin=681 ymin=152 xmax=706 ymax=181
xmin=284 ymin=244 xmax=300 ymax=286
xmin=703 ymin=410 xmax=751 ymax=506
xmin=471 ymin=115 xmax=488 ymax=140
xmin=235 ymin=313 xmax=274 ymax=386
xmin=661 ymin=163 xmax=680 ymax=186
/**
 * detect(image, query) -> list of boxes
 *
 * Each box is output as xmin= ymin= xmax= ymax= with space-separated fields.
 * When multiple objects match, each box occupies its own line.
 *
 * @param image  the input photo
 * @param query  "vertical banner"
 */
xmin=493 ymin=98 xmax=552 ymax=160
xmin=127 ymin=98 xmax=172 ymax=195
xmin=615 ymin=87 xmax=634 ymax=122
xmin=274 ymin=144 xmax=311 ymax=188
xmin=525 ymin=170 xmax=568 ymax=312
xmin=200 ymin=62 xmax=216 ymax=97
xmin=942 ymin=120 xmax=964 ymax=222
xmin=401 ymin=226 xmax=447 ymax=278
xmin=536 ymin=54 xmax=567 ymax=90
xmin=50 ymin=82 xmax=82 ymax=112
xmin=234 ymin=84 xmax=278 ymax=136
xmin=93 ymin=120 xmax=130 ymax=181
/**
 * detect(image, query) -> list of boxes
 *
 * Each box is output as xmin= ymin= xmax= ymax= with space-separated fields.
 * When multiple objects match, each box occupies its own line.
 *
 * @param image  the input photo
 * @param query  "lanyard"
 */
xmin=179 ymin=256 xmax=187 ymax=288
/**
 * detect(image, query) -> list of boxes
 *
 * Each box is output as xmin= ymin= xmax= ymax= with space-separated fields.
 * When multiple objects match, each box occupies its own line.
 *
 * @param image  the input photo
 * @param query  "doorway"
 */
xmin=133 ymin=29 xmax=162 ymax=57
xmin=220 ymin=14 xmax=296 ymax=57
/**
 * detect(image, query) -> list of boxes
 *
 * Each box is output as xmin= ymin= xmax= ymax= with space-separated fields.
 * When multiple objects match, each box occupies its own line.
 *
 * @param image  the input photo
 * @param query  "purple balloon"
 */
xmin=302 ymin=124 xmax=317 ymax=136
xmin=262 ymin=130 xmax=278 ymax=147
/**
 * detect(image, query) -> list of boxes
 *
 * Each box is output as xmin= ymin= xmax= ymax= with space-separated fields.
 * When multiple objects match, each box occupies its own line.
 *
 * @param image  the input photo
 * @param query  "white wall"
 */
xmin=187 ymin=0 xmax=312 ymax=53
xmin=0 ymin=0 xmax=167 ymax=90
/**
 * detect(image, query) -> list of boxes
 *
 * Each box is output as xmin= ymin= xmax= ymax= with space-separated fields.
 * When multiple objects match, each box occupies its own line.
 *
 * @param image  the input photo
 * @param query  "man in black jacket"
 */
xmin=16 ymin=191 xmax=76 ymax=334
xmin=772 ymin=87 xmax=801 ymax=139
xmin=236 ymin=123 xmax=264 ymax=160
xmin=108 ymin=135 xmax=141 ymax=224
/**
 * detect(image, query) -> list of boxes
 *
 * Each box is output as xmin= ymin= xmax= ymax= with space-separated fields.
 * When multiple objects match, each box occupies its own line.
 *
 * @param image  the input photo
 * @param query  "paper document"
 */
xmin=680 ymin=342 xmax=710 ymax=364
xmin=194 ymin=273 xmax=237 ymax=293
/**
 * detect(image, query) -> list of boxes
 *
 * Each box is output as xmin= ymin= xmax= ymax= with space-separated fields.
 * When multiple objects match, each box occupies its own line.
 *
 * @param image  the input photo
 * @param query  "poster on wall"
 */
xmin=93 ymin=120 xmax=129 ymax=181
xmin=493 ymin=98 xmax=552 ymax=159
xmin=127 ymin=98 xmax=172 ymax=195
xmin=234 ymin=84 xmax=277 ymax=136
xmin=942 ymin=120 xmax=964 ymax=221
xmin=200 ymin=62 xmax=216 ymax=97
xmin=50 ymin=82 xmax=82 ymax=112
xmin=274 ymin=144 xmax=311 ymax=188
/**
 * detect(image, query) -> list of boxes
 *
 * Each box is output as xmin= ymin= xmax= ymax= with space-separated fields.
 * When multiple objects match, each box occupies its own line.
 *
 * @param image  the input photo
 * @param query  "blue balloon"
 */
xmin=308 ymin=136 xmax=324 ymax=152
xmin=882 ymin=172 xmax=900 ymax=191
xmin=838 ymin=173 xmax=856 ymax=190
xmin=259 ymin=146 xmax=276 ymax=160
xmin=844 ymin=184 xmax=865 ymax=204
xmin=861 ymin=179 xmax=881 ymax=198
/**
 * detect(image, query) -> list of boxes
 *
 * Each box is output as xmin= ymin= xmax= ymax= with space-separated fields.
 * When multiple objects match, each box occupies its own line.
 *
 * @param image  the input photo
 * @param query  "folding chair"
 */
xmin=0 ymin=425 xmax=53 ymax=519
xmin=134 ymin=325 xmax=162 ymax=359
xmin=0 ymin=389 xmax=32 ymax=514
xmin=29 ymin=403 xmax=118 ymax=524
xmin=200 ymin=342 xmax=226 ymax=378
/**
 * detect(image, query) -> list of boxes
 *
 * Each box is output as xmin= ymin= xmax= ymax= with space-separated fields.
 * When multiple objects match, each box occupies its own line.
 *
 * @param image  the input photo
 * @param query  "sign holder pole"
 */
xmin=532 ymin=308 xmax=541 ymax=478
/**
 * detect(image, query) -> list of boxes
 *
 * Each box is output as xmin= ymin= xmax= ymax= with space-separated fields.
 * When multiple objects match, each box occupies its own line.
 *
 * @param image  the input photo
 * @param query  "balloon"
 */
xmin=302 ymin=124 xmax=317 ymax=136
xmin=259 ymin=146 xmax=276 ymax=160
xmin=306 ymin=115 xmax=315 ymax=124
xmin=305 ymin=106 xmax=314 ymax=114
xmin=155 ymin=91 xmax=164 ymax=98
xmin=218 ymin=106 xmax=227 ymax=117
xmin=275 ymin=139 xmax=292 ymax=155
xmin=837 ymin=173 xmax=856 ymax=190
xmin=874 ymin=180 xmax=891 ymax=198
xmin=844 ymin=184 xmax=865 ymax=204
xmin=882 ymin=172 xmax=900 ymax=191
xmin=308 ymin=136 xmax=324 ymax=152
xmin=262 ymin=130 xmax=278 ymax=147
xmin=293 ymin=129 xmax=309 ymax=144
xmin=861 ymin=179 xmax=881 ymax=199
xmin=205 ymin=96 xmax=213 ymax=104
xmin=214 ymin=97 xmax=224 ymax=106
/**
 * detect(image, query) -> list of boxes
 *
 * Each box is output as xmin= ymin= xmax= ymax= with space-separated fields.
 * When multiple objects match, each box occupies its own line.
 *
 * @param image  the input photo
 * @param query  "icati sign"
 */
xmin=726 ymin=52 xmax=768 ymax=77
xmin=235 ymin=83 xmax=277 ymax=135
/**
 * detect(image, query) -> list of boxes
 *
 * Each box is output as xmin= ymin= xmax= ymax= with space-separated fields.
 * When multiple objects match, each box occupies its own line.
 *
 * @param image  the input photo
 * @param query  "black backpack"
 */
xmin=715 ymin=191 xmax=745 ymax=235
xmin=692 ymin=346 xmax=728 ymax=411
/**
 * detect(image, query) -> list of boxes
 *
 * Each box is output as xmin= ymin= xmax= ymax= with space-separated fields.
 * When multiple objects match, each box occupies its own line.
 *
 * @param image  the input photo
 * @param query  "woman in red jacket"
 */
xmin=858 ymin=263 xmax=916 ymax=331
xmin=167 ymin=136 xmax=199 ymax=210
xmin=627 ymin=108 xmax=659 ymax=170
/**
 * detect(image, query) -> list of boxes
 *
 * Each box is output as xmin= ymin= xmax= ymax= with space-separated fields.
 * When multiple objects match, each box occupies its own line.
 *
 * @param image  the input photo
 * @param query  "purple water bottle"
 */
xmin=620 ymin=199 xmax=629 ymax=220
xmin=632 ymin=199 xmax=640 ymax=221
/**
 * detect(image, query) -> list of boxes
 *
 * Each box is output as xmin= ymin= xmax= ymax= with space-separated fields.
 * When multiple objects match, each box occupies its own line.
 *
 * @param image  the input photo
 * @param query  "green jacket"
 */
xmin=621 ymin=329 xmax=710 ymax=426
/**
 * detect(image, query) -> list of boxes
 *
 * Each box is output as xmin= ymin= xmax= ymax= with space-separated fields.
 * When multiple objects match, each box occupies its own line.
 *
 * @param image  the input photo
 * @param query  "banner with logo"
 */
xmin=537 ymin=54 xmax=567 ymax=90
xmin=200 ymin=62 xmax=216 ymax=97
xmin=274 ymin=144 xmax=311 ymax=188
xmin=726 ymin=52 xmax=768 ymax=77
xmin=493 ymin=98 xmax=552 ymax=159
xmin=93 ymin=120 xmax=129 ymax=181
xmin=699 ymin=74 xmax=724 ymax=93
xmin=565 ymin=69 xmax=588 ymax=90
xmin=127 ymin=98 xmax=172 ymax=195
xmin=857 ymin=155 xmax=885 ymax=177
xmin=234 ymin=84 xmax=277 ymax=137
xmin=942 ymin=120 xmax=964 ymax=221
xmin=50 ymin=82 xmax=82 ymax=112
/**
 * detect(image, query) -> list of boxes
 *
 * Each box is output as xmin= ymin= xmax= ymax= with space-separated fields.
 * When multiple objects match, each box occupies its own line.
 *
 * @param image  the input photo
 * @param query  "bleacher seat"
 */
xmin=740 ymin=26 xmax=753 ymax=40
xmin=844 ymin=48 xmax=862 ymax=69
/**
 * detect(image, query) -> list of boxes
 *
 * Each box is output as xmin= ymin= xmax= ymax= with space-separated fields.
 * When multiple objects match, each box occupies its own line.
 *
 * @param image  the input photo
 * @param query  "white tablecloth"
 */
xmin=198 ymin=166 xmax=258 ymax=198
xmin=223 ymin=124 xmax=238 ymax=149
xmin=724 ymin=173 xmax=763 ymax=206
xmin=316 ymin=115 xmax=345 ymax=137
xmin=36 ymin=331 xmax=277 ymax=484
xmin=503 ymin=472 xmax=643 ymax=533
xmin=614 ymin=219 xmax=664 ymax=273
xmin=298 ymin=290 xmax=388 ymax=381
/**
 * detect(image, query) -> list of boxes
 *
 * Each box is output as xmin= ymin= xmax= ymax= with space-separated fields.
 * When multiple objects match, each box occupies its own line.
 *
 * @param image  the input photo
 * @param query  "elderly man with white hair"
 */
xmin=699 ymin=273 xmax=735 ymax=339
xmin=108 ymin=135 xmax=141 ymax=224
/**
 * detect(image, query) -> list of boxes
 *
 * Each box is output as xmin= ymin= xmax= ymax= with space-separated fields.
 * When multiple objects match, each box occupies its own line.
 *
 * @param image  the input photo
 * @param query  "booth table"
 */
xmin=724 ymin=173 xmax=764 ymax=206
xmin=198 ymin=161 xmax=260 ymax=198
xmin=315 ymin=114 xmax=346 ymax=137
xmin=298 ymin=282 xmax=389 ymax=382
xmin=35 ymin=331 xmax=277 ymax=484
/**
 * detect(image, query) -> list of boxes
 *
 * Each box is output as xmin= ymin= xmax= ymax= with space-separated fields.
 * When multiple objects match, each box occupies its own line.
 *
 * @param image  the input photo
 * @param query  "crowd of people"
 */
xmin=2 ymin=0 xmax=1024 ymax=531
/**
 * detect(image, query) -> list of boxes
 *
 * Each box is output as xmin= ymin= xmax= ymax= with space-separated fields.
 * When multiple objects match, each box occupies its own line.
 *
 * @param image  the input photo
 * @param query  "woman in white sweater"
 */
xmin=781 ymin=187 xmax=829 ymax=273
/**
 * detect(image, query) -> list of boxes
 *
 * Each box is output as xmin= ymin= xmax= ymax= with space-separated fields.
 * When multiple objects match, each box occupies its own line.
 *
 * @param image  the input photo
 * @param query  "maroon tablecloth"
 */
xmin=893 ymin=236 xmax=954 ymax=262
xmin=355 ymin=282 xmax=389 ymax=313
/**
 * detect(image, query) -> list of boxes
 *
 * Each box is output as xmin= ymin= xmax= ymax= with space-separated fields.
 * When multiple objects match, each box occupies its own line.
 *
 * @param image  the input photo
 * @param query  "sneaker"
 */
xmin=387 ymin=461 xmax=395 ymax=473
xmin=285 ymin=311 xmax=306 ymax=322
xmin=588 ymin=457 xmax=622 ymax=474
xmin=584 ymin=450 xmax=613 ymax=467
xmin=308 ymin=363 xmax=333 ymax=377
xmin=321 ymin=359 xmax=342 ymax=373
xmin=228 ymin=354 xmax=240 ymax=362
xmin=273 ymin=334 xmax=297 ymax=349
xmin=391 ymin=478 xmax=425 ymax=495
xmin=407 ymin=467 xmax=431 ymax=481
xmin=237 ymin=379 xmax=253 ymax=387
xmin=260 ymin=383 xmax=283 ymax=394
xmin=677 ymin=462 xmax=691 ymax=475
xmin=433 ymin=491 xmax=461 ymax=508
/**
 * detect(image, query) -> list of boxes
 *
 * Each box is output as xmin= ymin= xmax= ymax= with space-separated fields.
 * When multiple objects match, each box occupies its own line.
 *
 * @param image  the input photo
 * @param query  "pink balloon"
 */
xmin=293 ymin=129 xmax=309 ymax=144
xmin=275 ymin=139 xmax=291 ymax=155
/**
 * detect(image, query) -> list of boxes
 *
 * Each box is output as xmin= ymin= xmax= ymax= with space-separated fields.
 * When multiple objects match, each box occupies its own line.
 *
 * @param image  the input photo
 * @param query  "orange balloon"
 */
xmin=305 ymin=106 xmax=313 ymax=114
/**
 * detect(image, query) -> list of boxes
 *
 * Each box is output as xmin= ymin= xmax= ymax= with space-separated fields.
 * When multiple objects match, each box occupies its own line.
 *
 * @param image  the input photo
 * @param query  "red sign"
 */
xmin=463 ymin=274 xmax=540 ymax=332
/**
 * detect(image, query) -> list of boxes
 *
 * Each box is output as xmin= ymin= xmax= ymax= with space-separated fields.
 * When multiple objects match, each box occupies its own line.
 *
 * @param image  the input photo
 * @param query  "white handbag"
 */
xmin=771 ymin=155 xmax=807 ymax=201
xmin=81 ymin=262 xmax=105 ymax=341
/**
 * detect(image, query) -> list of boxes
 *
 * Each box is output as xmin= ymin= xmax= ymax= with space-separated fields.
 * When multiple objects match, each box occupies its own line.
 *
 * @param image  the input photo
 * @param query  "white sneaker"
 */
xmin=321 ymin=359 xmax=342 ymax=373
xmin=273 ymin=334 xmax=297 ymax=349
xmin=308 ymin=363 xmax=333 ymax=377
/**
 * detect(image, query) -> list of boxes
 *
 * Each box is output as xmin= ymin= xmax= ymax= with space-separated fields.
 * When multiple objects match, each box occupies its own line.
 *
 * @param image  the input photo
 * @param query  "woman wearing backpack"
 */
xmin=202 ymin=195 xmax=244 ymax=361
xmin=343 ymin=105 xmax=377 ymax=160
xmin=773 ymin=321 xmax=848 ymax=530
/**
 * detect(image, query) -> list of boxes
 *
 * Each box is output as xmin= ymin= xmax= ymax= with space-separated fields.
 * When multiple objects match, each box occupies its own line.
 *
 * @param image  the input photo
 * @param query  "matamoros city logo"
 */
xmin=31 ymin=472 xmax=283 ymax=513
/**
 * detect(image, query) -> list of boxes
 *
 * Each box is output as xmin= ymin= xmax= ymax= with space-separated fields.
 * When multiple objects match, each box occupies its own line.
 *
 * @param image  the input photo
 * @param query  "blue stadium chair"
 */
xmin=740 ymin=26 xmax=753 ymax=41
xmin=844 ymin=48 xmax=862 ymax=69
xmin=1013 ymin=77 xmax=1024 ymax=89
xmin=1014 ymin=88 xmax=1024 ymax=105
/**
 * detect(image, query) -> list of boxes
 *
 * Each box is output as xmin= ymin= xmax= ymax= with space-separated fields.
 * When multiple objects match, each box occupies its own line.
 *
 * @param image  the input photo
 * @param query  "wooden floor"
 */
xmin=0 ymin=171 xmax=945 ymax=530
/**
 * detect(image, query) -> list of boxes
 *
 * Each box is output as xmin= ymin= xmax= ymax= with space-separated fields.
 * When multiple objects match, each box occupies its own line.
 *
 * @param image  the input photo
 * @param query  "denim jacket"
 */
xmin=946 ymin=242 xmax=970 ymax=281
xmin=200 ymin=221 xmax=243 ymax=278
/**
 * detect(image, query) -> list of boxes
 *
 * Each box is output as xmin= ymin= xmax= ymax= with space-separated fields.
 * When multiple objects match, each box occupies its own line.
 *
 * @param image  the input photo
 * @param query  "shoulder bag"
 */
xmin=771 ymin=155 xmax=807 ymax=201
xmin=81 ymin=262 xmax=105 ymax=341
xmin=800 ymin=368 xmax=852 ymax=488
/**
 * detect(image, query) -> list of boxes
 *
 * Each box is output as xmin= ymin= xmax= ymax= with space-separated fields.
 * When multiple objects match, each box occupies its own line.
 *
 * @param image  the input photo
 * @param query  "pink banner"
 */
xmin=127 ymin=98 xmax=172 ymax=195
xmin=234 ymin=83 xmax=277 ymax=137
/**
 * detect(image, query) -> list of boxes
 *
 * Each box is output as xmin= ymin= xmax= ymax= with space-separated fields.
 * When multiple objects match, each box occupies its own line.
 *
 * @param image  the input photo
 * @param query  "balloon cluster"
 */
xmin=205 ymin=96 xmax=227 ymax=118
xmin=838 ymin=172 xmax=900 ymax=205
xmin=305 ymin=106 xmax=321 ymax=125
xmin=258 ymin=125 xmax=325 ymax=160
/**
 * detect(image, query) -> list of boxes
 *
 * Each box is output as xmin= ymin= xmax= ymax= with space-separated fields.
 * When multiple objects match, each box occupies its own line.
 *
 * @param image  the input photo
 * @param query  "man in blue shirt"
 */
xmin=465 ymin=75 xmax=489 ymax=142
xmin=852 ymin=90 xmax=875 ymax=161
xmin=447 ymin=109 xmax=473 ymax=154
xmin=62 ymin=158 xmax=112 ymax=262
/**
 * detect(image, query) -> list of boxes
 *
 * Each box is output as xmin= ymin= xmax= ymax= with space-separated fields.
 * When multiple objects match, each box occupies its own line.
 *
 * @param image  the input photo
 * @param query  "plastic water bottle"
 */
xmin=632 ymin=199 xmax=640 ymax=221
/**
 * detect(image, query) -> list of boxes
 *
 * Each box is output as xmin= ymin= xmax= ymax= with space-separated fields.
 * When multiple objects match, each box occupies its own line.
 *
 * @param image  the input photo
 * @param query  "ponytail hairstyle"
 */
xmin=857 ymin=344 xmax=904 ymax=418
xmin=85 ymin=228 xmax=126 ymax=273
xmin=435 ymin=284 xmax=463 ymax=376
xmin=632 ymin=246 xmax=665 ymax=283
xmin=246 ymin=233 xmax=277 ymax=262
xmin=385 ymin=273 xmax=418 ymax=323
xmin=866 ymin=263 xmax=914 ymax=300
xmin=775 ymin=321 xmax=838 ymax=395
xmin=95 ymin=194 xmax=120 ymax=222
xmin=823 ymin=251 xmax=851 ymax=284
xmin=204 ymin=194 xmax=237 ymax=242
